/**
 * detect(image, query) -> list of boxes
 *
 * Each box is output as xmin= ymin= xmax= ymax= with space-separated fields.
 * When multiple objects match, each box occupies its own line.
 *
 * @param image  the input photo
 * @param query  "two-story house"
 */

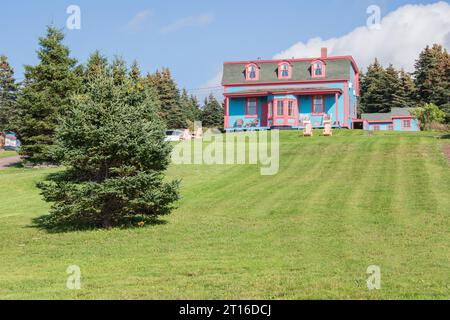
xmin=222 ymin=48 xmax=359 ymax=131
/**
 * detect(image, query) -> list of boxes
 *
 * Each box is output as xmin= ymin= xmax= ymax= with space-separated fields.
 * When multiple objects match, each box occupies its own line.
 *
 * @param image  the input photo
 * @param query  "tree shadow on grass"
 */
xmin=9 ymin=162 xmax=25 ymax=169
xmin=439 ymin=134 xmax=450 ymax=139
xmin=29 ymin=214 xmax=168 ymax=234
xmin=1 ymin=161 xmax=24 ymax=169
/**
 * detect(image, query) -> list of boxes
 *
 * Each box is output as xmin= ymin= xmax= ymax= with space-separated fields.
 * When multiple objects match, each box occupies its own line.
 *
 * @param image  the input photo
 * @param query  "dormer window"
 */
xmin=311 ymin=60 xmax=325 ymax=78
xmin=278 ymin=62 xmax=292 ymax=79
xmin=245 ymin=63 xmax=259 ymax=81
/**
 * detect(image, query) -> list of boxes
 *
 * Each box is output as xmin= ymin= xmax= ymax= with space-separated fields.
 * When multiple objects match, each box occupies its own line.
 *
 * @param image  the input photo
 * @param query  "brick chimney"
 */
xmin=321 ymin=47 xmax=328 ymax=58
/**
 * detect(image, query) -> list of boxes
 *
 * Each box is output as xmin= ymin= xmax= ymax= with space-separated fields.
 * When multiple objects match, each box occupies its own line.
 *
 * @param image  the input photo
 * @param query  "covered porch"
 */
xmin=224 ymin=87 xmax=343 ymax=131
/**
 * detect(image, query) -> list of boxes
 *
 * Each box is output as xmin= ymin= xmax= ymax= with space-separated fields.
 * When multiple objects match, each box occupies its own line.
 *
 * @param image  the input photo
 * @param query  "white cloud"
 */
xmin=274 ymin=1 xmax=450 ymax=72
xmin=160 ymin=14 xmax=214 ymax=34
xmin=203 ymin=1 xmax=450 ymax=95
xmin=127 ymin=9 xmax=152 ymax=31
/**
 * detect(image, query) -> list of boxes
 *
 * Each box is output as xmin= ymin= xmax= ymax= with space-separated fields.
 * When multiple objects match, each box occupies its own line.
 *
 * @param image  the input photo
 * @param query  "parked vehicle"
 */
xmin=164 ymin=130 xmax=184 ymax=142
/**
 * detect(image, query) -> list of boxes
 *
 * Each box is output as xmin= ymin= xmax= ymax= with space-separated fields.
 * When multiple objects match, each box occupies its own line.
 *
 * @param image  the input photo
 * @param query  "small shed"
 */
xmin=361 ymin=108 xmax=420 ymax=132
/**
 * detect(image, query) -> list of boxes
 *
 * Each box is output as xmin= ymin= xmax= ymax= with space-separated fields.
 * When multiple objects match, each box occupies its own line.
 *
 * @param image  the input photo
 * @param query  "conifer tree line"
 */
xmin=0 ymin=26 xmax=224 ymax=165
xmin=359 ymin=44 xmax=450 ymax=123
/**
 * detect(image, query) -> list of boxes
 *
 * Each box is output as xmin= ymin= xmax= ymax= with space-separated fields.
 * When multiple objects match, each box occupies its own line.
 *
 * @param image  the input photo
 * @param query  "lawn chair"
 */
xmin=303 ymin=123 xmax=313 ymax=137
xmin=235 ymin=119 xmax=244 ymax=128
xmin=323 ymin=122 xmax=332 ymax=136
xmin=182 ymin=129 xmax=192 ymax=140
xmin=194 ymin=127 xmax=203 ymax=139
xmin=249 ymin=119 xmax=259 ymax=127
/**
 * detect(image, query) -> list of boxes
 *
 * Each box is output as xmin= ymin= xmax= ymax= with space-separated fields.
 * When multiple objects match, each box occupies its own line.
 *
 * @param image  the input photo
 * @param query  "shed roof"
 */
xmin=362 ymin=108 xmax=414 ymax=122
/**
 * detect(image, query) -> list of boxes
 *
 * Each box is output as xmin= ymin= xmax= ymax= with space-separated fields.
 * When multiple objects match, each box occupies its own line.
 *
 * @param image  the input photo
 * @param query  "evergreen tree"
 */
xmin=383 ymin=64 xmax=402 ymax=111
xmin=397 ymin=69 xmax=416 ymax=108
xmin=16 ymin=26 xmax=80 ymax=164
xmin=357 ymin=69 xmax=365 ymax=116
xmin=0 ymin=55 xmax=18 ymax=131
xmin=85 ymin=51 xmax=109 ymax=79
xmin=189 ymin=95 xmax=201 ymax=121
xmin=129 ymin=60 xmax=141 ymax=83
xmin=37 ymin=65 xmax=179 ymax=230
xmin=413 ymin=44 xmax=449 ymax=106
xmin=166 ymin=104 xmax=188 ymax=129
xmin=359 ymin=59 xmax=386 ymax=113
xmin=147 ymin=68 xmax=185 ymax=128
xmin=127 ymin=60 xmax=149 ymax=102
xmin=360 ymin=62 xmax=413 ymax=113
xmin=201 ymin=94 xmax=224 ymax=128
xmin=180 ymin=88 xmax=201 ymax=127
xmin=112 ymin=56 xmax=127 ymax=85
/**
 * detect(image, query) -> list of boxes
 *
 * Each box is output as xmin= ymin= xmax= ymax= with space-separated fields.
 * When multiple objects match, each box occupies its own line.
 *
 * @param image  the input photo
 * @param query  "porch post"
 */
xmin=335 ymin=93 xmax=339 ymax=125
xmin=224 ymin=97 xmax=229 ymax=129
xmin=343 ymin=82 xmax=348 ymax=127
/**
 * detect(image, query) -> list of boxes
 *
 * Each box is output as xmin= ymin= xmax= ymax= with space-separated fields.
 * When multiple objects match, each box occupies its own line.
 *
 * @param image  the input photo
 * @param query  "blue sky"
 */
xmin=0 ymin=0 xmax=447 ymax=99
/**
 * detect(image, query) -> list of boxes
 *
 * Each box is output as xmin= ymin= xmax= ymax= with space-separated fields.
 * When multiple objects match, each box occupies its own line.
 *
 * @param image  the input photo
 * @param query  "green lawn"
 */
xmin=0 ymin=150 xmax=17 ymax=159
xmin=0 ymin=130 xmax=449 ymax=299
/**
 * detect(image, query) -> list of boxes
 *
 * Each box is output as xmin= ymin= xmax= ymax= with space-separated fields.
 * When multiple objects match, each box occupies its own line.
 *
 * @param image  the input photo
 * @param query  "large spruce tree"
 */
xmin=201 ymin=94 xmax=224 ymax=128
xmin=180 ymin=88 xmax=201 ymax=129
xmin=129 ymin=60 xmax=142 ymax=84
xmin=359 ymin=59 xmax=386 ymax=113
xmin=397 ymin=69 xmax=416 ymax=108
xmin=84 ymin=50 xmax=109 ymax=79
xmin=0 ymin=55 xmax=18 ymax=131
xmin=38 ymin=62 xmax=179 ymax=230
xmin=147 ymin=68 xmax=187 ymax=128
xmin=413 ymin=44 xmax=450 ymax=122
xmin=112 ymin=56 xmax=127 ymax=85
xmin=383 ymin=64 xmax=402 ymax=110
xmin=17 ymin=26 xmax=80 ymax=164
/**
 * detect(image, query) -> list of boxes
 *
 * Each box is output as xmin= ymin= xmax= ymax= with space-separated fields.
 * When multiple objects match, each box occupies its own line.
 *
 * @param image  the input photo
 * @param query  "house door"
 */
xmin=273 ymin=98 xmax=297 ymax=126
xmin=261 ymin=101 xmax=268 ymax=127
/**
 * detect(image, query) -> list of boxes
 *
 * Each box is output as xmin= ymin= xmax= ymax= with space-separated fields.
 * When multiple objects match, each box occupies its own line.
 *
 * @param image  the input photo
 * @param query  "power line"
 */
xmin=12 ymin=77 xmax=224 ymax=93
xmin=185 ymin=85 xmax=223 ymax=92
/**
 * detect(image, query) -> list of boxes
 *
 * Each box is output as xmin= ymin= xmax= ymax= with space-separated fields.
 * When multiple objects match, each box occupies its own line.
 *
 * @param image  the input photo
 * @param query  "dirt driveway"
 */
xmin=0 ymin=155 xmax=21 ymax=170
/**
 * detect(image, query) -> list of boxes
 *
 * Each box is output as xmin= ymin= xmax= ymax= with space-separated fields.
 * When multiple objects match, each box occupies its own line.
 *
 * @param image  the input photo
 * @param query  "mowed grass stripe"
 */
xmin=0 ymin=131 xmax=449 ymax=299
xmin=294 ymin=137 xmax=384 ymax=298
xmin=335 ymin=136 xmax=406 ymax=299
xmin=390 ymin=136 xmax=450 ymax=298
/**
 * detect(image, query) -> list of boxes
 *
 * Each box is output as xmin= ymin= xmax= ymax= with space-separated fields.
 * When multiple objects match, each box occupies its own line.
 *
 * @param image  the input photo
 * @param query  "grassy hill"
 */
xmin=0 ymin=130 xmax=449 ymax=299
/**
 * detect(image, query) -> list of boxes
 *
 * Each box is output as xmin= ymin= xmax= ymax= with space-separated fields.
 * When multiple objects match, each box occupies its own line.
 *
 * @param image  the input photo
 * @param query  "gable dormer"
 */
xmin=277 ymin=61 xmax=292 ymax=80
xmin=245 ymin=63 xmax=260 ymax=81
xmin=310 ymin=60 xmax=326 ymax=78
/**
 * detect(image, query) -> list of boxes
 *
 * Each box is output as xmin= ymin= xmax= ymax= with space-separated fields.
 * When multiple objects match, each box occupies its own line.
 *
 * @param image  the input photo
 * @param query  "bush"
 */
xmin=426 ymin=121 xmax=450 ymax=132
xmin=410 ymin=103 xmax=446 ymax=131
xmin=37 ymin=67 xmax=179 ymax=230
